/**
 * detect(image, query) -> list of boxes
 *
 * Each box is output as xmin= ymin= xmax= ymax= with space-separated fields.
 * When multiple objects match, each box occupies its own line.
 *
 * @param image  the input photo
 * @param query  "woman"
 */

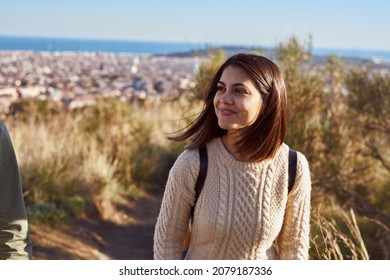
xmin=154 ymin=53 xmax=311 ymax=260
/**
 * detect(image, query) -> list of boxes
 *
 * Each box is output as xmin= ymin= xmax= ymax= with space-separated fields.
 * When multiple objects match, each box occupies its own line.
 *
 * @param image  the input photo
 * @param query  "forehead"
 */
xmin=219 ymin=66 xmax=254 ymax=84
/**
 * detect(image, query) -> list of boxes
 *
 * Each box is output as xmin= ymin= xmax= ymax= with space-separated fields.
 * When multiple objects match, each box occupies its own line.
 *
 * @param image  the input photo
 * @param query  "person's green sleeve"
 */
xmin=0 ymin=122 xmax=32 ymax=260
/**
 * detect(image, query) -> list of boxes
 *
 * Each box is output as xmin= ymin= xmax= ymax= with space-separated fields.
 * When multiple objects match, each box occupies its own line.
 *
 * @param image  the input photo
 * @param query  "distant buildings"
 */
xmin=0 ymin=51 xmax=200 ymax=116
xmin=1 ymin=50 xmax=389 ymax=118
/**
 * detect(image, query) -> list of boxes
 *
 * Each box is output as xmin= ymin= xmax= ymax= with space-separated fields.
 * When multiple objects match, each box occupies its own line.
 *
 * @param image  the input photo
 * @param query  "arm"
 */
xmin=0 ymin=123 xmax=32 ymax=260
xmin=276 ymin=152 xmax=311 ymax=260
xmin=153 ymin=150 xmax=197 ymax=260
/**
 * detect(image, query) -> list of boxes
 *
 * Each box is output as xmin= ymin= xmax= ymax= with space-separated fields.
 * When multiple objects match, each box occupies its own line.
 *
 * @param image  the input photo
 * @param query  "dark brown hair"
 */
xmin=170 ymin=53 xmax=287 ymax=162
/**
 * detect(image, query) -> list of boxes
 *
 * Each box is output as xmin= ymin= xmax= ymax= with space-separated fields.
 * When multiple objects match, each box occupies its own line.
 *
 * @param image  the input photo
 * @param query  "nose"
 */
xmin=219 ymin=90 xmax=233 ymax=104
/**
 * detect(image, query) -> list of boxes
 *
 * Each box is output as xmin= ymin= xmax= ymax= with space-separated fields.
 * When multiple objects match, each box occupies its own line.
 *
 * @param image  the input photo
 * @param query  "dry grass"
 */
xmin=310 ymin=206 xmax=369 ymax=260
xmin=7 ymin=97 xmax=194 ymax=223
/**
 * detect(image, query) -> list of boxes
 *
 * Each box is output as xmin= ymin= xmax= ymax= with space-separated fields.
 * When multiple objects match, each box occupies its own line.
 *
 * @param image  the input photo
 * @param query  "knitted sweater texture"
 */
xmin=154 ymin=137 xmax=311 ymax=260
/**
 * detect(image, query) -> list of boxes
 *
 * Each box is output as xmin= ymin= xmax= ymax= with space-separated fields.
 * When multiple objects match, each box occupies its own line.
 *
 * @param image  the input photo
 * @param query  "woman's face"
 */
xmin=213 ymin=65 xmax=264 ymax=134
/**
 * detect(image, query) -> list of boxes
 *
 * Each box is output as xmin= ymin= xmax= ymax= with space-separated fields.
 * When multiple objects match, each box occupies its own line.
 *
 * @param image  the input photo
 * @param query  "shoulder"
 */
xmin=278 ymin=143 xmax=311 ymax=191
xmin=0 ymin=122 xmax=10 ymax=140
xmin=295 ymin=150 xmax=310 ymax=176
xmin=286 ymin=146 xmax=311 ymax=195
xmin=0 ymin=123 xmax=14 ymax=155
xmin=165 ymin=148 xmax=201 ymax=201
xmin=279 ymin=143 xmax=309 ymax=171
xmin=171 ymin=138 xmax=219 ymax=174
xmin=169 ymin=148 xmax=200 ymax=179
xmin=175 ymin=148 xmax=200 ymax=167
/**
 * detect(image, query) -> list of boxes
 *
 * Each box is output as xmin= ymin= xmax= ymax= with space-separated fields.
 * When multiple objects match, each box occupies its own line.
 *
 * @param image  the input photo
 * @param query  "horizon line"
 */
xmin=1 ymin=34 xmax=390 ymax=53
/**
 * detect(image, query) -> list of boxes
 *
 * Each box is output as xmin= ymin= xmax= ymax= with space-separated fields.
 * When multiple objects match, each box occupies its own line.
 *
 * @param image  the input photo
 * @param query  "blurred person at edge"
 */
xmin=0 ymin=122 xmax=32 ymax=259
xmin=154 ymin=53 xmax=311 ymax=260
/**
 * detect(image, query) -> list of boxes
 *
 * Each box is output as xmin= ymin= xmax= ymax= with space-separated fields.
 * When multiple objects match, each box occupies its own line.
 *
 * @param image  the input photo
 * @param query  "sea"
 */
xmin=1 ymin=35 xmax=390 ymax=64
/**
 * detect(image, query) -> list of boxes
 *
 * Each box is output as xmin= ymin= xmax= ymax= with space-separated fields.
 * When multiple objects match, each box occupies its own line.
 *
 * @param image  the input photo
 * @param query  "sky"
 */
xmin=1 ymin=0 xmax=389 ymax=51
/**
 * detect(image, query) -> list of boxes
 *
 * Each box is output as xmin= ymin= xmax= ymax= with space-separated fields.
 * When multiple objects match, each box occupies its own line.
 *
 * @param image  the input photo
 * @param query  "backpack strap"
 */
xmin=195 ymin=146 xmax=208 ymax=201
xmin=288 ymin=148 xmax=298 ymax=193
xmin=183 ymin=146 xmax=208 ymax=258
xmin=190 ymin=145 xmax=208 ymax=220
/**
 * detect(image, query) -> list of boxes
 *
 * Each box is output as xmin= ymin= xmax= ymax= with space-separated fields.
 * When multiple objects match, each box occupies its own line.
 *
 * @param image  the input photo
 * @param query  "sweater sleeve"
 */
xmin=0 ymin=123 xmax=32 ymax=260
xmin=276 ymin=152 xmax=311 ymax=260
xmin=153 ymin=149 xmax=198 ymax=260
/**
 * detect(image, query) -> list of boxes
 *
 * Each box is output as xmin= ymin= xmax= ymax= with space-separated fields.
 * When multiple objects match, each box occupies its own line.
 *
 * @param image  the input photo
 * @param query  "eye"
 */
xmin=216 ymin=84 xmax=225 ymax=92
xmin=235 ymin=87 xmax=249 ymax=95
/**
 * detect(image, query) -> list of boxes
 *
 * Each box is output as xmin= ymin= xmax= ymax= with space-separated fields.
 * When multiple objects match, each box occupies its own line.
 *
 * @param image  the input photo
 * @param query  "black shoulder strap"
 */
xmin=195 ymin=146 xmax=208 ymax=201
xmin=288 ymin=148 xmax=297 ymax=193
xmin=191 ymin=146 xmax=208 ymax=220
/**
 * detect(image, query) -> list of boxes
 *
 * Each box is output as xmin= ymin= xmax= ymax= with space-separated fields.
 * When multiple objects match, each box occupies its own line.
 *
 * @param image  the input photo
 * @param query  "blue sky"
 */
xmin=1 ymin=0 xmax=389 ymax=51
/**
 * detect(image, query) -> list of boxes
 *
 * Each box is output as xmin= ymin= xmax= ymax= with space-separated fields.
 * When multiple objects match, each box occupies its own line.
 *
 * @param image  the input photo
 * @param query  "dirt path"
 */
xmin=30 ymin=192 xmax=163 ymax=260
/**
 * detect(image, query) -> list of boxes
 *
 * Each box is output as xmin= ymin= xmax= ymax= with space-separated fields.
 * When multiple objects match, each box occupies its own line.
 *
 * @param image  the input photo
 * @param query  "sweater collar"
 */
xmin=210 ymin=137 xmax=268 ymax=170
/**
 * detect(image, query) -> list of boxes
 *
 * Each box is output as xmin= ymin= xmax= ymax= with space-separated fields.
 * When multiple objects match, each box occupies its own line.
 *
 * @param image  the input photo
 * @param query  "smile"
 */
xmin=219 ymin=108 xmax=236 ymax=116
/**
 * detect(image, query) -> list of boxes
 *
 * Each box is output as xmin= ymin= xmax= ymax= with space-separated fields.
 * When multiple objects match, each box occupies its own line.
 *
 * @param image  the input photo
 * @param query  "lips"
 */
xmin=218 ymin=107 xmax=236 ymax=116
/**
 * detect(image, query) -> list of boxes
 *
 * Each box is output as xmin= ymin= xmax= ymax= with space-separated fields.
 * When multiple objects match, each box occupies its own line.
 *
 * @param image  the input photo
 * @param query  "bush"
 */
xmin=11 ymin=97 xmax=185 ymax=223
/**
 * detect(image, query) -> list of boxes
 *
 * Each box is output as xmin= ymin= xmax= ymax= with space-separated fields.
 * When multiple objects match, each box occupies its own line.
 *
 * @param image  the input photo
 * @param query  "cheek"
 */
xmin=246 ymin=98 xmax=263 ymax=119
xmin=213 ymin=94 xmax=219 ymax=108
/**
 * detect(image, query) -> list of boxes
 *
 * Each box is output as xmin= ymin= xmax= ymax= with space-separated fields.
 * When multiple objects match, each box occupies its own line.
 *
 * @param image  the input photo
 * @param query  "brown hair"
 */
xmin=170 ymin=53 xmax=287 ymax=162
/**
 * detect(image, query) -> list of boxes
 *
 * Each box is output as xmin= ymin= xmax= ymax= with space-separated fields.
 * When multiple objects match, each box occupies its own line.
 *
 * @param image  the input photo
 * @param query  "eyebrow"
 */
xmin=218 ymin=81 xmax=249 ymax=88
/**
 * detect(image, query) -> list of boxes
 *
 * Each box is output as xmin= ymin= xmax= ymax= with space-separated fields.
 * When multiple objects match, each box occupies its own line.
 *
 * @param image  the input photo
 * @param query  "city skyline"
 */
xmin=1 ymin=0 xmax=390 ymax=51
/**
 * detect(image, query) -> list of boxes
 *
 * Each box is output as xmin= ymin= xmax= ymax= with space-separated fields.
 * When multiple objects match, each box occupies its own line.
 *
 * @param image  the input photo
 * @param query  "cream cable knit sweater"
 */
xmin=154 ymin=137 xmax=311 ymax=260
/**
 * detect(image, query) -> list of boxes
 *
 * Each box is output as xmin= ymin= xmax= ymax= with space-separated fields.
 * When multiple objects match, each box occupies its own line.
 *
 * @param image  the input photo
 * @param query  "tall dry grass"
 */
xmin=311 ymin=207 xmax=369 ymax=260
xmin=7 ymin=96 xmax=195 ymax=223
xmin=275 ymin=37 xmax=390 ymax=259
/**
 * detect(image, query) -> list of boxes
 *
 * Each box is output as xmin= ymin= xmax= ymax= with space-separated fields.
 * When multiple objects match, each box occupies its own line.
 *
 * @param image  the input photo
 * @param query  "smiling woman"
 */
xmin=214 ymin=66 xmax=265 ymax=160
xmin=154 ymin=53 xmax=312 ymax=260
xmin=169 ymin=53 xmax=287 ymax=162
xmin=214 ymin=66 xmax=264 ymax=130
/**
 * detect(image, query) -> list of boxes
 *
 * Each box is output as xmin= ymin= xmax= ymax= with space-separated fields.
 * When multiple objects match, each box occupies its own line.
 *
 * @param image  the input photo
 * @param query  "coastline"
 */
xmin=1 ymin=35 xmax=390 ymax=64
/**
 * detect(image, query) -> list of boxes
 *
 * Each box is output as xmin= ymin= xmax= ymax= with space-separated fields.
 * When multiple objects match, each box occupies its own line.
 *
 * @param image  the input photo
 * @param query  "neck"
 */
xmin=221 ymin=134 xmax=246 ymax=161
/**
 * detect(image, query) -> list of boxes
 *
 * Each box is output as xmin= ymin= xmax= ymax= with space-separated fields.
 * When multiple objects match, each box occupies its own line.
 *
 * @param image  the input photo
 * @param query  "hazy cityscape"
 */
xmin=1 ymin=47 xmax=390 ymax=120
xmin=0 ymin=50 xmax=200 ymax=117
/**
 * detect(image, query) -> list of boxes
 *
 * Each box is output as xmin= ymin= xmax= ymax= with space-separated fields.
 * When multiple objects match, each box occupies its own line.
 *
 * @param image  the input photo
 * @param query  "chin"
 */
xmin=218 ymin=122 xmax=237 ymax=131
xmin=217 ymin=121 xmax=230 ymax=130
